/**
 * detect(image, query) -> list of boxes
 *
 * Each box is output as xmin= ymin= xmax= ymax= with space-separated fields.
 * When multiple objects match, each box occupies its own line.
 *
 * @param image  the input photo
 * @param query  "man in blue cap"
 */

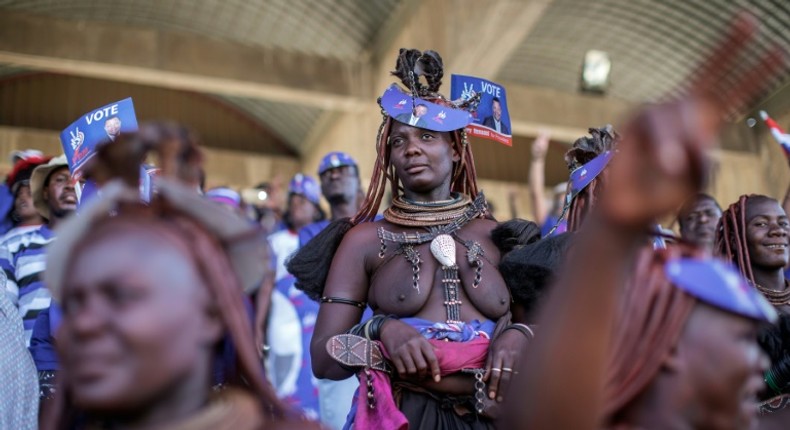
xmin=298 ymin=151 xmax=361 ymax=247
xmin=293 ymin=152 xmax=364 ymax=429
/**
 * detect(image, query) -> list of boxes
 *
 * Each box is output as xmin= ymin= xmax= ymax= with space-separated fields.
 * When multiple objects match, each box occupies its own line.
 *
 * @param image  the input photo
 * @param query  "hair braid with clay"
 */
xmin=604 ymin=245 xmax=699 ymax=423
xmin=714 ymin=194 xmax=755 ymax=284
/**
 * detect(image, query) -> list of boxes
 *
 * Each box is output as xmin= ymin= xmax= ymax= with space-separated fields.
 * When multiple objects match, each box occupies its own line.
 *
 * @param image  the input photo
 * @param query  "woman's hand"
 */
xmin=485 ymin=328 xmax=529 ymax=402
xmin=380 ymin=318 xmax=441 ymax=382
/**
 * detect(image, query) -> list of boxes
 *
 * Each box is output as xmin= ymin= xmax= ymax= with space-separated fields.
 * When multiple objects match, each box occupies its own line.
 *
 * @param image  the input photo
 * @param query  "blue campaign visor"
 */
xmin=665 ymin=258 xmax=777 ymax=323
xmin=380 ymin=84 xmax=473 ymax=132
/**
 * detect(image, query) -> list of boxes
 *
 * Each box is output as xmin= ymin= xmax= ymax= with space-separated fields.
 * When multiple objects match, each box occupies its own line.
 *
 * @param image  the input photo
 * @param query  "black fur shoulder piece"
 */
xmin=491 ymin=218 xmax=541 ymax=256
xmin=286 ymin=218 xmax=353 ymax=301
xmin=499 ymin=233 xmax=574 ymax=321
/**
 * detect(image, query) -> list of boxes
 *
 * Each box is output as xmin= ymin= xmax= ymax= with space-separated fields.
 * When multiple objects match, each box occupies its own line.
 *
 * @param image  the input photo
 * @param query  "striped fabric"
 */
xmin=0 ymin=287 xmax=38 ymax=429
xmin=0 ymin=225 xmax=55 ymax=345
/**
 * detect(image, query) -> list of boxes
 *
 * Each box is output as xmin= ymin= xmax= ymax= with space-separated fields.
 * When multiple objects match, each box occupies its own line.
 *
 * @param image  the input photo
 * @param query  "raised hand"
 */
xmin=531 ymin=131 xmax=551 ymax=161
xmin=600 ymin=12 xmax=785 ymax=228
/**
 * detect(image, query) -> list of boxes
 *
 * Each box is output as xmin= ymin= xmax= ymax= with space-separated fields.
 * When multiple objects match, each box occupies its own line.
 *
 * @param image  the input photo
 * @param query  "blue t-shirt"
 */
xmin=541 ymin=215 xmax=567 ymax=238
xmin=298 ymin=220 xmax=330 ymax=247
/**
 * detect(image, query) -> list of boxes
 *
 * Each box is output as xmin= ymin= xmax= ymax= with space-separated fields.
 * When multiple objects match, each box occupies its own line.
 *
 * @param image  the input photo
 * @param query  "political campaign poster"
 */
xmin=380 ymin=84 xmax=473 ymax=132
xmin=450 ymin=75 xmax=512 ymax=146
xmin=59 ymin=97 xmax=138 ymax=178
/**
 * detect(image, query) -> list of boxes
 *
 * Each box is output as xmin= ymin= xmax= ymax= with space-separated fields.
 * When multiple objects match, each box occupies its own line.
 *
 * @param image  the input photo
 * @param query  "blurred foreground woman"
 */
xmin=507 ymin=13 xmax=786 ymax=430
xmin=41 ymin=124 xmax=317 ymax=430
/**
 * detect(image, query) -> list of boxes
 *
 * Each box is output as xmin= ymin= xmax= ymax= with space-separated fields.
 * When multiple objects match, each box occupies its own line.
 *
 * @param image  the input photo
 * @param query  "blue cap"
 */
xmin=318 ymin=151 xmax=357 ymax=176
xmin=665 ymin=258 xmax=777 ymax=323
xmin=205 ymin=187 xmax=241 ymax=208
xmin=289 ymin=173 xmax=321 ymax=205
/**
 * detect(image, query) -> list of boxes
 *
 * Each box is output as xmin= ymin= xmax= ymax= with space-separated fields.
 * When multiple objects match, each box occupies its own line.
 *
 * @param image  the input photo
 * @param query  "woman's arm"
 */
xmin=253 ymin=272 xmax=275 ymax=358
xmin=529 ymin=131 xmax=551 ymax=226
xmin=309 ymin=224 xmax=372 ymax=380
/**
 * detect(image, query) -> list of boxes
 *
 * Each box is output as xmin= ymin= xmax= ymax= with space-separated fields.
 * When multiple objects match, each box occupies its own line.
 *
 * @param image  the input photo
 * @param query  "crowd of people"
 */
xmin=0 ymin=15 xmax=789 ymax=430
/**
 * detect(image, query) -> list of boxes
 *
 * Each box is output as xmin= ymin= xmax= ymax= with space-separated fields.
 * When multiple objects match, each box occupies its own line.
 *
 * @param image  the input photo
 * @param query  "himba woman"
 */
xmin=716 ymin=194 xmax=790 ymax=427
xmin=288 ymin=49 xmax=530 ymax=429
xmin=505 ymin=13 xmax=785 ymax=430
xmin=40 ymin=123 xmax=321 ymax=430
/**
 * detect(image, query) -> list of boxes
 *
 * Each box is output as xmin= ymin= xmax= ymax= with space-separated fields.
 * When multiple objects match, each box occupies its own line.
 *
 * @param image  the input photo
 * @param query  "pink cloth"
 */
xmin=354 ymin=337 xmax=490 ymax=430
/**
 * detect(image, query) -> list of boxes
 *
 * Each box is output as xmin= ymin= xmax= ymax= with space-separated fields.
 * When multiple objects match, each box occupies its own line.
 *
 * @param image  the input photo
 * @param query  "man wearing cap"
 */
xmin=299 ymin=151 xmax=361 ymax=247
xmin=293 ymin=151 xmax=368 ymax=429
xmin=0 ymin=155 xmax=76 ymax=343
xmin=0 ymin=150 xmax=46 ymax=236
xmin=1 ymin=154 xmax=51 ymax=237
xmin=256 ymin=173 xmax=325 ymax=417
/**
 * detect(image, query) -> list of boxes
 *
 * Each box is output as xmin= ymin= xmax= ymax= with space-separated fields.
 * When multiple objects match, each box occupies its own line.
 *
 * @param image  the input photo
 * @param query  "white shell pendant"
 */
xmin=430 ymin=234 xmax=457 ymax=268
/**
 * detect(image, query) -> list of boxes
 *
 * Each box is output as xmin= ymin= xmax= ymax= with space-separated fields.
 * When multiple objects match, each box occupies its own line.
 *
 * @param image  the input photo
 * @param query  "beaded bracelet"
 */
xmin=347 ymin=314 xmax=392 ymax=341
xmin=766 ymin=368 xmax=784 ymax=395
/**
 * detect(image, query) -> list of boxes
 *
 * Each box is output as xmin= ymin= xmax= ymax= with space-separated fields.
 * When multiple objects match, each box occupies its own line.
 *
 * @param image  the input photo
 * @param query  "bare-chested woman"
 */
xmin=288 ymin=49 xmax=529 ymax=429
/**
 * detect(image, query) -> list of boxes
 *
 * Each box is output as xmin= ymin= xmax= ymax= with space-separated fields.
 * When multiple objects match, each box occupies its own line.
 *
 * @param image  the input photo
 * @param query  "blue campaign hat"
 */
xmin=318 ymin=151 xmax=357 ymax=176
xmin=380 ymin=84 xmax=474 ymax=132
xmin=665 ymin=258 xmax=777 ymax=323
xmin=288 ymin=173 xmax=321 ymax=205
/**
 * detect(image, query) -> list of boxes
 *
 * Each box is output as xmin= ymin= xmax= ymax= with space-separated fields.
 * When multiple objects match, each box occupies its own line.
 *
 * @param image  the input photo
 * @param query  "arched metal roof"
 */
xmin=0 ymin=0 xmax=401 ymax=60
xmin=499 ymin=0 xmax=790 ymax=102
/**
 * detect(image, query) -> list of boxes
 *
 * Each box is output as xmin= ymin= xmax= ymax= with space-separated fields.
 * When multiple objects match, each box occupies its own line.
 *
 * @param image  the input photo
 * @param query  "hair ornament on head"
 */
xmin=354 ymin=48 xmax=485 ymax=225
xmin=381 ymin=48 xmax=481 ymax=133
xmin=392 ymin=49 xmax=444 ymax=98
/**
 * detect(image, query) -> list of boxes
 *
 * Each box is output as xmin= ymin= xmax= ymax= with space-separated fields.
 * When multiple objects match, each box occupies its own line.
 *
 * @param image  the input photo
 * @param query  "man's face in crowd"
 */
xmin=288 ymin=194 xmax=319 ymax=230
xmin=492 ymin=100 xmax=502 ymax=121
xmin=14 ymin=184 xmax=38 ymax=222
xmin=320 ymin=165 xmax=359 ymax=205
xmin=745 ymin=197 xmax=790 ymax=270
xmin=679 ymin=197 xmax=721 ymax=248
xmin=105 ymin=118 xmax=122 ymax=138
xmin=44 ymin=167 xmax=77 ymax=218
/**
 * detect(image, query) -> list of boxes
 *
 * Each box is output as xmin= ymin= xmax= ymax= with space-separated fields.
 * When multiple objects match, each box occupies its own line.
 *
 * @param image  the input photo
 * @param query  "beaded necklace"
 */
xmin=378 ymin=192 xmax=488 ymax=324
xmin=752 ymin=280 xmax=790 ymax=306
xmin=383 ymin=193 xmax=472 ymax=226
